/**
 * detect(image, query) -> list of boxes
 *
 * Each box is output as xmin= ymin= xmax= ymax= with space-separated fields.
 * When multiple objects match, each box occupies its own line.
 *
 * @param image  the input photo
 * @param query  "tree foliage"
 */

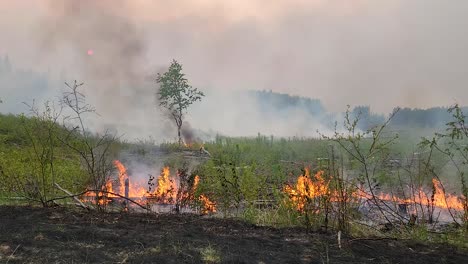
xmin=156 ymin=60 xmax=204 ymax=145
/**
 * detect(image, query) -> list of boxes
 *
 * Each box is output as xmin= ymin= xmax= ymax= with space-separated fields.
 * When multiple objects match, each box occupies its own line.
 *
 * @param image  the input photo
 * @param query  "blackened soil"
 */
xmin=0 ymin=206 xmax=466 ymax=264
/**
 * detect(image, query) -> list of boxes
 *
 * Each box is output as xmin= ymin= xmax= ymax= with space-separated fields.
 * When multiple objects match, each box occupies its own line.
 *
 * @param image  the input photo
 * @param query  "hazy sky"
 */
xmin=1 ymin=0 xmax=468 ymax=114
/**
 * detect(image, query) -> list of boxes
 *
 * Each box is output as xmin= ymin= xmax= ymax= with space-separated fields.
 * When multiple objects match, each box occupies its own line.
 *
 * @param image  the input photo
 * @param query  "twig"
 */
xmin=6 ymin=244 xmax=20 ymax=264
xmin=49 ymin=185 xmax=148 ymax=211
xmin=279 ymin=160 xmax=305 ymax=165
xmin=348 ymin=237 xmax=398 ymax=242
xmin=53 ymin=183 xmax=92 ymax=210
xmin=337 ymin=230 xmax=342 ymax=249
xmin=86 ymin=190 xmax=150 ymax=211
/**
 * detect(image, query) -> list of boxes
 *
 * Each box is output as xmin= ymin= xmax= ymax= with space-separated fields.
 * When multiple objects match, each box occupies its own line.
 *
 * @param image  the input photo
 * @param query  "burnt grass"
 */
xmin=0 ymin=206 xmax=467 ymax=264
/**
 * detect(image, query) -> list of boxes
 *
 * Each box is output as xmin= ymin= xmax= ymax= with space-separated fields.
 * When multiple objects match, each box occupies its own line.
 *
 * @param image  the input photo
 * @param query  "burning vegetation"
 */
xmin=1 ymin=59 xmax=467 ymax=260
xmin=284 ymin=169 xmax=328 ymax=212
xmin=283 ymin=167 xmax=466 ymax=228
xmin=80 ymin=160 xmax=216 ymax=214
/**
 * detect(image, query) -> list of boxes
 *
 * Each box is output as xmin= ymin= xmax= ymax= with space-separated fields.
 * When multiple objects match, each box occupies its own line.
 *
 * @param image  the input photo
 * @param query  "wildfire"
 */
xmin=371 ymin=178 xmax=464 ymax=211
xmin=114 ymin=160 xmax=128 ymax=195
xmin=284 ymin=169 xmax=328 ymax=212
xmin=431 ymin=178 xmax=464 ymax=210
xmin=114 ymin=160 xmax=147 ymax=199
xmin=79 ymin=161 xmax=218 ymax=212
xmin=194 ymin=174 xmax=200 ymax=188
xmin=81 ymin=178 xmax=115 ymax=205
xmin=284 ymin=168 xmax=465 ymax=213
xmin=199 ymin=194 xmax=217 ymax=213
xmin=150 ymin=166 xmax=177 ymax=203
xmin=193 ymin=175 xmax=217 ymax=213
xmin=82 ymin=160 xmax=148 ymax=205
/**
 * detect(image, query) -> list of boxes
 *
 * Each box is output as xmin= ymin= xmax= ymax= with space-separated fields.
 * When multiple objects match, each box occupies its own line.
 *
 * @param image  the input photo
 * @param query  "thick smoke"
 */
xmin=187 ymin=89 xmax=333 ymax=138
xmin=1 ymin=0 xmax=468 ymax=140
xmin=32 ymin=0 xmax=173 ymax=139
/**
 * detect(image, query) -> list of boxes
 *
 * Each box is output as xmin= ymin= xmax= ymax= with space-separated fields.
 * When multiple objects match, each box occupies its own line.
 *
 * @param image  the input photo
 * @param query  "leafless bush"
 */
xmin=59 ymin=80 xmax=117 ymax=210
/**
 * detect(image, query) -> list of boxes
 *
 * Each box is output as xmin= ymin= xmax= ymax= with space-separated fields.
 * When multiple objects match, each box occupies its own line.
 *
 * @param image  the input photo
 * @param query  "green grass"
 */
xmin=0 ymin=113 xmax=91 ymax=201
xmin=199 ymin=245 xmax=222 ymax=263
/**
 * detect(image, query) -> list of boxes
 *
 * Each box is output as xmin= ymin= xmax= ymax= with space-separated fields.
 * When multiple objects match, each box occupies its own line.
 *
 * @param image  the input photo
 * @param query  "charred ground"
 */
xmin=0 ymin=206 xmax=466 ymax=264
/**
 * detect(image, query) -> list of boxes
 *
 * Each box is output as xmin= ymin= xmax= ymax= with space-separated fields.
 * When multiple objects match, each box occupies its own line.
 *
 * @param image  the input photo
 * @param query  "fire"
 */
xmin=194 ymin=175 xmax=200 ymax=188
xmin=80 ymin=161 xmax=217 ymax=211
xmin=81 ymin=178 xmax=114 ymax=205
xmin=284 ymin=168 xmax=465 ymax=214
xmin=105 ymin=179 xmax=114 ymax=195
xmin=113 ymin=160 xmax=147 ymax=199
xmin=431 ymin=178 xmax=464 ymax=210
xmin=199 ymin=194 xmax=217 ymax=213
xmin=82 ymin=160 xmax=147 ymax=205
xmin=150 ymin=166 xmax=176 ymax=203
xmin=114 ymin=160 xmax=128 ymax=195
xmin=358 ymin=178 xmax=465 ymax=211
xmin=284 ymin=169 xmax=328 ymax=212
xmin=192 ymin=175 xmax=217 ymax=213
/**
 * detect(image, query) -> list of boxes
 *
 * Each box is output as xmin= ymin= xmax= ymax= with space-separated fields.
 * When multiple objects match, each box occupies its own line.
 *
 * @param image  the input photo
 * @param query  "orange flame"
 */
xmin=431 ymin=178 xmax=464 ymax=210
xmin=114 ymin=160 xmax=127 ymax=195
xmin=192 ymin=175 xmax=217 ymax=213
xmin=199 ymin=194 xmax=217 ymax=213
xmin=81 ymin=178 xmax=114 ymax=205
xmin=194 ymin=175 xmax=200 ymax=189
xmin=113 ymin=160 xmax=147 ymax=199
xmin=284 ymin=168 xmax=465 ymax=214
xmin=150 ymin=166 xmax=176 ymax=203
xmin=284 ymin=169 xmax=328 ymax=212
xmin=357 ymin=178 xmax=465 ymax=211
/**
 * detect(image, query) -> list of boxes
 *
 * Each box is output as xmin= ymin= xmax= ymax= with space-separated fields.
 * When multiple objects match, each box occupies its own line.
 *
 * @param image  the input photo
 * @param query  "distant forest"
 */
xmin=251 ymin=90 xmax=467 ymax=131
xmin=1 ymin=55 xmax=466 ymax=132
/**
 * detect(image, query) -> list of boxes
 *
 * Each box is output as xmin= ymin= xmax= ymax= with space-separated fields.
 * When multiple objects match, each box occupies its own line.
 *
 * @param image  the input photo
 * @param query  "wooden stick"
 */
xmin=6 ymin=244 xmax=20 ymax=264
xmin=54 ymin=183 xmax=92 ymax=210
xmin=338 ymin=230 xmax=342 ymax=249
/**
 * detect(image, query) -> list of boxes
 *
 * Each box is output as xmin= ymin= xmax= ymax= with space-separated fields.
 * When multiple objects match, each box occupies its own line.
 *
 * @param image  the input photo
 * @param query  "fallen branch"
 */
xmin=48 ymin=187 xmax=149 ymax=211
xmin=338 ymin=230 xmax=342 ymax=249
xmin=0 ymin=197 xmax=27 ymax=200
xmin=348 ymin=237 xmax=399 ymax=243
xmin=90 ymin=190 xmax=149 ymax=211
xmin=52 ymin=183 xmax=93 ymax=210
xmin=201 ymin=148 xmax=212 ymax=157
xmin=279 ymin=160 xmax=305 ymax=165
xmin=6 ymin=244 xmax=20 ymax=264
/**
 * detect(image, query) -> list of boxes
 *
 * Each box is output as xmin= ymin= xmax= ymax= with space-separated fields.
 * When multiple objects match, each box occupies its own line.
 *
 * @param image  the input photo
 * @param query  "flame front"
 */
xmin=81 ymin=178 xmax=115 ymax=205
xmin=431 ymin=178 xmax=464 ymax=210
xmin=284 ymin=169 xmax=328 ymax=212
xmin=284 ymin=168 xmax=465 ymax=214
xmin=193 ymin=175 xmax=217 ymax=213
xmin=114 ymin=160 xmax=128 ymax=195
xmin=113 ymin=160 xmax=147 ymax=199
xmin=150 ymin=166 xmax=176 ymax=203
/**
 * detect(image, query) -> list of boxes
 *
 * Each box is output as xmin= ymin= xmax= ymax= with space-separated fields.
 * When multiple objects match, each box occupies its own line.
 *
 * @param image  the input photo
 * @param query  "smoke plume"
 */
xmin=1 ymin=0 xmax=468 ymax=140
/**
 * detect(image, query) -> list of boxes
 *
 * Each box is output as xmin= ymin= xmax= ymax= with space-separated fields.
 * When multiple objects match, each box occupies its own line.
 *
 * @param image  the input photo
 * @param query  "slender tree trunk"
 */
xmin=178 ymin=125 xmax=182 ymax=146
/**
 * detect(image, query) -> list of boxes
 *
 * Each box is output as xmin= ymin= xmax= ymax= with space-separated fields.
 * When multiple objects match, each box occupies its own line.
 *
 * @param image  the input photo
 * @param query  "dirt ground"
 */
xmin=0 ymin=206 xmax=466 ymax=264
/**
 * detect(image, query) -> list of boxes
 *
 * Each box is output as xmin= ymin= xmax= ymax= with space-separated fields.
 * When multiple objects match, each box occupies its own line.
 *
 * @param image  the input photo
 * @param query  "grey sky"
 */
xmin=1 ymin=0 xmax=467 ymax=117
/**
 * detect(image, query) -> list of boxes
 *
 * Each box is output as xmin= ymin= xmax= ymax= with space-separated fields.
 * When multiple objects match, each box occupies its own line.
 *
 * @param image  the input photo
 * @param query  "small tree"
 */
xmin=420 ymin=104 xmax=468 ymax=229
xmin=156 ymin=60 xmax=204 ymax=145
xmin=320 ymin=106 xmax=401 ymax=231
xmin=60 ymin=81 xmax=117 ymax=209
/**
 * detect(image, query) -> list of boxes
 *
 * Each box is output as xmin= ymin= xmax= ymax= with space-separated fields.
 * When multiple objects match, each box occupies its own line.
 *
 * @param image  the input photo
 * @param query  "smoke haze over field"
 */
xmin=1 ymin=0 xmax=468 ymax=140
